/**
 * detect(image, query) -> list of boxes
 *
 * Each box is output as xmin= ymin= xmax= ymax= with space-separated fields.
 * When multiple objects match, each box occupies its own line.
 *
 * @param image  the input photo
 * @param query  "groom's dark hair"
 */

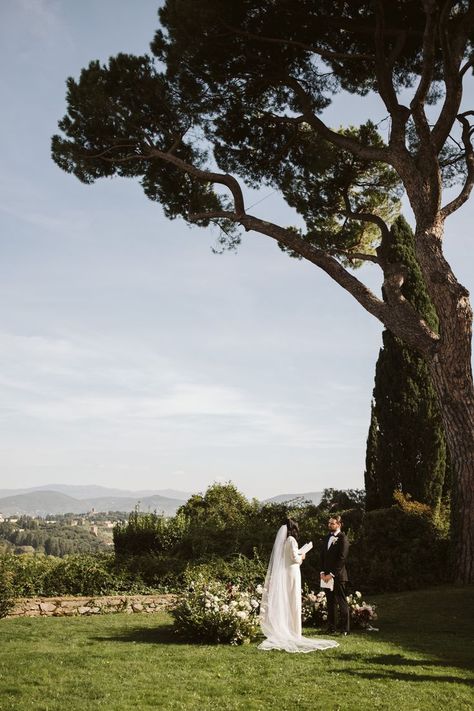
xmin=286 ymin=518 xmax=299 ymax=540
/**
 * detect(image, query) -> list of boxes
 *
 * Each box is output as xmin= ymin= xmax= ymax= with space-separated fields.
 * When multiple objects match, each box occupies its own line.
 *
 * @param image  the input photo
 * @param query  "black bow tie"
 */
xmin=329 ymin=533 xmax=339 ymax=538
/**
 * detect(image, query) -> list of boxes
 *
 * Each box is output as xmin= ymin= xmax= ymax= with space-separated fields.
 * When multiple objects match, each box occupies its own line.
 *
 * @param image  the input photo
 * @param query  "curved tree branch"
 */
xmin=374 ymin=1 xmax=403 ymax=116
xmin=87 ymin=143 xmax=437 ymax=353
xmin=238 ymin=212 xmax=438 ymax=353
xmin=147 ymin=148 xmax=246 ymax=216
xmin=440 ymin=111 xmax=474 ymax=218
xmin=328 ymin=249 xmax=380 ymax=264
xmin=220 ymin=23 xmax=374 ymax=62
xmin=285 ymin=76 xmax=390 ymax=162
xmin=432 ymin=2 xmax=474 ymax=151
xmin=341 ymin=189 xmax=391 ymax=241
xmin=409 ymin=2 xmax=438 ymax=145
xmin=460 ymin=56 xmax=474 ymax=77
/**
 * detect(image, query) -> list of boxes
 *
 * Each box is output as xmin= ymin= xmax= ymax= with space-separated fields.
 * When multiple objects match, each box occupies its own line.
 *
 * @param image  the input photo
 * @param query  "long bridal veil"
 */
xmin=258 ymin=524 xmax=339 ymax=653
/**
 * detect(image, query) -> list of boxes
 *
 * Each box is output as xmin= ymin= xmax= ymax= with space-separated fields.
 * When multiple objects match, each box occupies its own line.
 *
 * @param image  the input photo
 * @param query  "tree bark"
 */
xmin=415 ymin=221 xmax=474 ymax=583
xmin=429 ymin=355 xmax=474 ymax=583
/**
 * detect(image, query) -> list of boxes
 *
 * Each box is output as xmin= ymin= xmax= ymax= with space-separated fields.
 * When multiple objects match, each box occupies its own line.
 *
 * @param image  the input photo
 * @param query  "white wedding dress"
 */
xmin=258 ymin=525 xmax=339 ymax=653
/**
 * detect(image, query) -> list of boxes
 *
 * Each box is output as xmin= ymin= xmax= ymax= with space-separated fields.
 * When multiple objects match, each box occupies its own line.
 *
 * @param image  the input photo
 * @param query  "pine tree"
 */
xmin=364 ymin=216 xmax=448 ymax=510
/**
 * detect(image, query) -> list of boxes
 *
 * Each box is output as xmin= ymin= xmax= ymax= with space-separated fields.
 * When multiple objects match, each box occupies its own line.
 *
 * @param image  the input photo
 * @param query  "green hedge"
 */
xmin=0 ymin=558 xmax=15 ymax=618
xmin=349 ymin=503 xmax=449 ymax=593
xmin=1 ymin=553 xmax=159 ymax=597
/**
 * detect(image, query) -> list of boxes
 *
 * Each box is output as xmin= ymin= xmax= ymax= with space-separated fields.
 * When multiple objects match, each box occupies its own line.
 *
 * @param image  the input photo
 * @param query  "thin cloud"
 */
xmin=17 ymin=0 xmax=67 ymax=43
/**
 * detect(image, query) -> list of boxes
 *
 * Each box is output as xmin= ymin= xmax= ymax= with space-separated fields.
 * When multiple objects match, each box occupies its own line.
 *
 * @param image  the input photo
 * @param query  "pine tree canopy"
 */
xmin=52 ymin=1 xmax=472 ymax=263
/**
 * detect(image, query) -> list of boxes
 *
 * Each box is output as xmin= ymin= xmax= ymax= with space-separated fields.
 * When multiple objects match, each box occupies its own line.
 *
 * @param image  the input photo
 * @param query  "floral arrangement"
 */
xmin=302 ymin=588 xmax=377 ymax=629
xmin=346 ymin=591 xmax=378 ymax=629
xmin=170 ymin=575 xmax=262 ymax=645
xmin=302 ymin=589 xmax=328 ymax=627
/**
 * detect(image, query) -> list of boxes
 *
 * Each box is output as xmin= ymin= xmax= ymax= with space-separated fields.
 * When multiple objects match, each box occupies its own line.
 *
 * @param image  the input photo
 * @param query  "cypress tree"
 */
xmin=364 ymin=216 xmax=448 ymax=510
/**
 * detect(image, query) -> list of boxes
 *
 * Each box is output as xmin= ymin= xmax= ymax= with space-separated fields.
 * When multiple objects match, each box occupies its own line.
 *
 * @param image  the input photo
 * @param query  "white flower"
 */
xmin=256 ymin=585 xmax=263 ymax=594
xmin=236 ymin=611 xmax=248 ymax=619
xmin=250 ymin=599 xmax=259 ymax=608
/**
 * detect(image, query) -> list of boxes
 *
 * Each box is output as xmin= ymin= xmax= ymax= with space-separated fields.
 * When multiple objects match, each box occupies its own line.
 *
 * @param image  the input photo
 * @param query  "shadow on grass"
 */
xmin=329 ymin=650 xmax=474 ymax=687
xmin=336 ymin=651 xmax=458 ymax=668
xmin=370 ymin=628 xmax=474 ymax=673
xmin=91 ymin=624 xmax=208 ymax=646
xmin=341 ymin=668 xmax=474 ymax=686
xmin=362 ymin=585 xmax=474 ymax=674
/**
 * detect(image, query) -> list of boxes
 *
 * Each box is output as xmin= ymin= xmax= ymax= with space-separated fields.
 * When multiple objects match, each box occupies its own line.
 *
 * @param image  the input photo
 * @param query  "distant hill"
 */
xmin=264 ymin=492 xmax=323 ymax=506
xmin=0 ymin=484 xmax=324 ymax=517
xmin=0 ymin=484 xmax=192 ymax=501
xmin=0 ymin=489 xmax=187 ymax=517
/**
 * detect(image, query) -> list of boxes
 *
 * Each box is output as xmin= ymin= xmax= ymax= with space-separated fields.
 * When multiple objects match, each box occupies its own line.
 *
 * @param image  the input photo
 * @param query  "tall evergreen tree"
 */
xmin=365 ymin=216 xmax=448 ymax=510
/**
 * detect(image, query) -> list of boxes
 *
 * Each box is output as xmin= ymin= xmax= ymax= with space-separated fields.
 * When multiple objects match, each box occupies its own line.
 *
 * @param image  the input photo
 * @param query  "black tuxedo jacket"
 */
xmin=320 ymin=532 xmax=349 ymax=583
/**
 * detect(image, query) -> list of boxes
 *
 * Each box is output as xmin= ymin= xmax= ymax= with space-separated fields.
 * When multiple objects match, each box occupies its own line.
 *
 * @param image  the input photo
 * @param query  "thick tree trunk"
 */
xmin=429 ymin=354 xmax=474 ymax=583
xmin=415 ymin=221 xmax=474 ymax=583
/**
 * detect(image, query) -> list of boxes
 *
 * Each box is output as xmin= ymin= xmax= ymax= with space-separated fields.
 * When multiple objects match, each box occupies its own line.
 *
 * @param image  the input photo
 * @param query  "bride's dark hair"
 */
xmin=286 ymin=517 xmax=299 ymax=541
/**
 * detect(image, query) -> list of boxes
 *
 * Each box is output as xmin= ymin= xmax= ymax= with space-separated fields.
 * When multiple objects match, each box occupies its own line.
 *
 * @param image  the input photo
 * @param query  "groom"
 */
xmin=320 ymin=515 xmax=350 ymax=635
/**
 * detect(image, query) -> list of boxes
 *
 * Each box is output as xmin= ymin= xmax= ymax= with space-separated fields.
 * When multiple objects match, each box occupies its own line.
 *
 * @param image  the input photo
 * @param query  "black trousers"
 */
xmin=324 ymin=579 xmax=350 ymax=632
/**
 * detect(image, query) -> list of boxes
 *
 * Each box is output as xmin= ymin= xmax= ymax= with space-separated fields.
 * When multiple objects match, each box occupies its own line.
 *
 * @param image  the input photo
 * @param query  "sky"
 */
xmin=0 ymin=1 xmax=473 ymax=500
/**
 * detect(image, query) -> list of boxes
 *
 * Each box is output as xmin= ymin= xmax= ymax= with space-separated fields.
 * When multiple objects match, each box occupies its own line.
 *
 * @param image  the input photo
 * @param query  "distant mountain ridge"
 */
xmin=0 ymin=484 xmax=323 ymax=517
xmin=0 ymin=487 xmax=189 ymax=517
xmin=0 ymin=484 xmax=192 ymax=500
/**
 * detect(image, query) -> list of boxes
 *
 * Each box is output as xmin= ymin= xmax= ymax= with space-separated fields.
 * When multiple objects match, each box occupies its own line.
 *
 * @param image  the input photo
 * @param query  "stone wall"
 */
xmin=8 ymin=593 xmax=175 ymax=618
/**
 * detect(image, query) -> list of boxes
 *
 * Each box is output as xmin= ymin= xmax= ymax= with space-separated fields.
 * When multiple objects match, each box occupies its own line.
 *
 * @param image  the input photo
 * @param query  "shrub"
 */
xmin=114 ymin=511 xmax=188 ymax=557
xmin=183 ymin=554 xmax=266 ymax=591
xmin=2 ymin=552 xmax=161 ymax=597
xmin=0 ymin=557 xmax=15 ymax=618
xmin=41 ymin=554 xmax=119 ymax=596
xmin=117 ymin=552 xmax=187 ymax=591
xmin=170 ymin=575 xmax=262 ymax=645
xmin=349 ymin=499 xmax=449 ymax=593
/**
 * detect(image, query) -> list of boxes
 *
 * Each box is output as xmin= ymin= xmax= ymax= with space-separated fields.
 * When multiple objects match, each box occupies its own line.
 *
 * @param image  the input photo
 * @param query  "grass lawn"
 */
xmin=0 ymin=585 xmax=473 ymax=711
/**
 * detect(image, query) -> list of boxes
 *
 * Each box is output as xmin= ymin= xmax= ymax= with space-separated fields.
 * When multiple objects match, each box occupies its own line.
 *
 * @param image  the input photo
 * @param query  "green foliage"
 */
xmin=114 ymin=509 xmax=187 ymax=557
xmin=0 ymin=518 xmax=111 ymax=557
xmin=176 ymin=482 xmax=258 ymax=558
xmin=170 ymin=574 xmax=261 ymax=644
xmin=0 ymin=557 xmax=15 ymax=618
xmin=40 ymin=555 xmax=119 ymax=596
xmin=114 ymin=552 xmax=187 ymax=592
xmin=112 ymin=485 xmax=331 ymax=592
xmin=183 ymin=554 xmax=266 ymax=591
xmin=364 ymin=216 xmax=448 ymax=510
xmin=5 ymin=482 xmax=451 ymax=599
xmin=1 ymin=553 xmax=155 ymax=597
xmin=113 ymin=482 xmax=451 ymax=596
xmin=50 ymin=1 xmax=472 ymax=258
xmin=350 ymin=500 xmax=449 ymax=594
xmin=318 ymin=488 xmax=366 ymax=512
xmin=51 ymin=54 xmax=229 ymax=229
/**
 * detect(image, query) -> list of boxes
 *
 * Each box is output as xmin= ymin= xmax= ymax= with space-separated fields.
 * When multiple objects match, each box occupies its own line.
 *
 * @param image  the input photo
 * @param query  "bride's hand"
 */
xmin=301 ymin=553 xmax=306 ymax=560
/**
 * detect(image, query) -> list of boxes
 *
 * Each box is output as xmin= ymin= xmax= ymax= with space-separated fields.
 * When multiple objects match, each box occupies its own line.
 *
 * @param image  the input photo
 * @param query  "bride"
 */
xmin=258 ymin=518 xmax=339 ymax=653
